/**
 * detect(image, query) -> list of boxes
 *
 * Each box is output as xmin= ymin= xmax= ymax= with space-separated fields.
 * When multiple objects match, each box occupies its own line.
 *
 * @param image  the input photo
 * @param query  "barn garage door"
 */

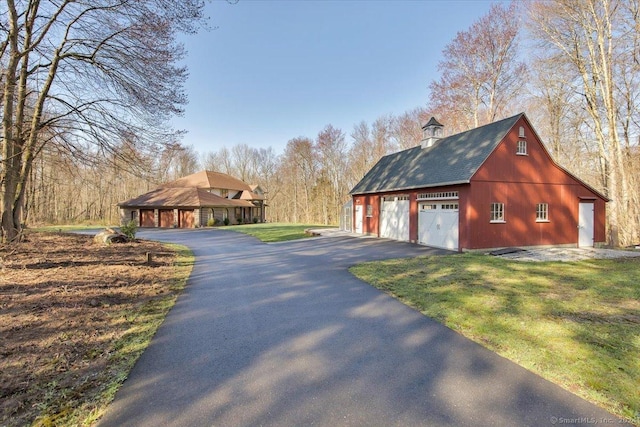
xmin=140 ymin=209 xmax=155 ymax=227
xmin=159 ymin=209 xmax=174 ymax=228
xmin=178 ymin=209 xmax=194 ymax=228
xmin=380 ymin=195 xmax=410 ymax=241
xmin=418 ymin=202 xmax=458 ymax=250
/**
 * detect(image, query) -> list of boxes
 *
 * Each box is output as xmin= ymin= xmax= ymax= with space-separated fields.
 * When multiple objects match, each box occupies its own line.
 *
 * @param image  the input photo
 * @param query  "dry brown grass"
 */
xmin=0 ymin=231 xmax=191 ymax=426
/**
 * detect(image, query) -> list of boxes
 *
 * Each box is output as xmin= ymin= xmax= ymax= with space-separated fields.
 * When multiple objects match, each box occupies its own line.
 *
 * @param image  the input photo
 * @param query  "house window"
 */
xmin=441 ymin=203 xmax=459 ymax=210
xmin=536 ymin=203 xmax=549 ymax=222
xmin=519 ymin=126 xmax=525 ymax=138
xmin=366 ymin=205 xmax=373 ymax=217
xmin=220 ymin=189 xmax=229 ymax=198
xmin=517 ymin=140 xmax=527 ymax=155
xmin=490 ymin=203 xmax=505 ymax=222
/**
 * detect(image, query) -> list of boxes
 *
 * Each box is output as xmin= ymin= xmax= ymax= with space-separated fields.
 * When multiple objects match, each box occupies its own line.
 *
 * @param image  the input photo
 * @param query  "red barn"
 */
xmin=349 ymin=113 xmax=607 ymax=252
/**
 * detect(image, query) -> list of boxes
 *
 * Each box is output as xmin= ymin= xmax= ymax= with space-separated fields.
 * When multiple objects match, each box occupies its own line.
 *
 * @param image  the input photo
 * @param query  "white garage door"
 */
xmin=380 ymin=196 xmax=410 ymax=241
xmin=418 ymin=202 xmax=459 ymax=250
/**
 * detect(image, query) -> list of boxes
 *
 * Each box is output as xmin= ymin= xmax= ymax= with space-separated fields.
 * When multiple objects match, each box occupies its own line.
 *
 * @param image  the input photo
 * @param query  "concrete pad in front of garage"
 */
xmin=97 ymin=228 xmax=621 ymax=427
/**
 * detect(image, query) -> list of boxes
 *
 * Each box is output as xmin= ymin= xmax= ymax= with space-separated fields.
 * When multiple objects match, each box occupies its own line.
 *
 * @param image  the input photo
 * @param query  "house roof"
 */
xmin=118 ymin=187 xmax=255 ymax=208
xmin=350 ymin=113 xmax=523 ymax=195
xmin=117 ymin=170 xmax=266 ymax=208
xmin=236 ymin=190 xmax=265 ymax=201
xmin=161 ymin=170 xmax=253 ymax=192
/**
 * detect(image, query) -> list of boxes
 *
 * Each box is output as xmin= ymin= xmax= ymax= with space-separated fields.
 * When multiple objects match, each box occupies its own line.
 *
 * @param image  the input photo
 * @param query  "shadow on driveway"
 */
xmin=97 ymin=229 xmax=620 ymax=427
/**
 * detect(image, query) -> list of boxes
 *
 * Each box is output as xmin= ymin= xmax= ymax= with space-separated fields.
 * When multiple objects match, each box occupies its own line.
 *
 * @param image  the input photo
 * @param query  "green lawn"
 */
xmin=227 ymin=223 xmax=335 ymax=242
xmin=350 ymin=254 xmax=640 ymax=421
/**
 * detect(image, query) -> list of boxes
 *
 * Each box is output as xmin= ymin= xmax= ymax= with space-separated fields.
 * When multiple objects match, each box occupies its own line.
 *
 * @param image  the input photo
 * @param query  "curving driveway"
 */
xmin=97 ymin=229 xmax=618 ymax=426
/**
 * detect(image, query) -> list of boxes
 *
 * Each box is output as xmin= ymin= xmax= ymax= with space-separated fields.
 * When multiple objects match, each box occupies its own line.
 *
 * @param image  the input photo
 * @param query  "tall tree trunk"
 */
xmin=1 ymin=0 xmax=22 ymax=242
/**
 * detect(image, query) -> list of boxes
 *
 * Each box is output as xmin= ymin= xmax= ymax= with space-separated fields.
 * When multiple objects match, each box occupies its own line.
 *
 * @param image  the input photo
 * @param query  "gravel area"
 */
xmin=311 ymin=229 xmax=640 ymax=262
xmin=493 ymin=247 xmax=640 ymax=262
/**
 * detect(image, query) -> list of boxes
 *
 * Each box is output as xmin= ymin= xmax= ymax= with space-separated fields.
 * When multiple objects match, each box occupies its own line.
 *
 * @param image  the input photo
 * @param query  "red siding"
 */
xmin=467 ymin=116 xmax=606 ymax=250
xmin=351 ymin=116 xmax=606 ymax=251
xmin=353 ymin=194 xmax=380 ymax=236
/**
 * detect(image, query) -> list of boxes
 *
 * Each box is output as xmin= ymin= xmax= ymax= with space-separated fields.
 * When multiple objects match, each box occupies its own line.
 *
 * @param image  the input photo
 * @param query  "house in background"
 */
xmin=349 ymin=113 xmax=608 ymax=252
xmin=118 ymin=171 xmax=265 ymax=228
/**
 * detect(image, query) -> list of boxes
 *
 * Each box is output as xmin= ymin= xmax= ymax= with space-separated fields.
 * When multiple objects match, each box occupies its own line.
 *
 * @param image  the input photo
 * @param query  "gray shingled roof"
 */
xmin=350 ymin=113 xmax=523 ymax=195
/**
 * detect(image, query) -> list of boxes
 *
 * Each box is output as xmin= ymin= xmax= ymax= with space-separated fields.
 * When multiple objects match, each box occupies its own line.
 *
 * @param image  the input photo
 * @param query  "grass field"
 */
xmin=227 ymin=222 xmax=335 ymax=242
xmin=350 ymin=254 xmax=640 ymax=422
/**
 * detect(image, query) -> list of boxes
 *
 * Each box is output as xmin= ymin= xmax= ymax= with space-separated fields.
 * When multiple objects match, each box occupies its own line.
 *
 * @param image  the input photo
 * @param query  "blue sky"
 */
xmin=173 ymin=0 xmax=497 ymax=155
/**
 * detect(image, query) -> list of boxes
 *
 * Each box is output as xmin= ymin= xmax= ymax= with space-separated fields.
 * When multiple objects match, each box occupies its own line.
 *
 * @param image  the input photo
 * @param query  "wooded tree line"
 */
xmin=0 ymin=0 xmax=208 ymax=242
xmin=3 ymin=1 xmax=639 ymax=246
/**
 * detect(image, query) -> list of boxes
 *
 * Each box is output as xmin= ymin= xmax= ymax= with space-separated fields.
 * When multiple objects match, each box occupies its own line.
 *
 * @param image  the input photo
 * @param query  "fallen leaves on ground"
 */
xmin=0 ymin=231 xmax=181 ymax=426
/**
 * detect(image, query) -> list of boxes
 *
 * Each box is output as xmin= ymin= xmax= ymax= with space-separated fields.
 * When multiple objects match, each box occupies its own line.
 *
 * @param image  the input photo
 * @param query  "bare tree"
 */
xmin=1 ymin=0 xmax=207 ymax=242
xmin=202 ymin=151 xmax=222 ymax=172
xmin=347 ymin=121 xmax=373 ymax=191
xmin=277 ymin=137 xmax=317 ymax=223
xmin=527 ymin=55 xmax=574 ymax=160
xmin=528 ymin=0 xmax=639 ymax=246
xmin=254 ymin=147 xmax=280 ymax=221
xmin=172 ymin=145 xmax=202 ymax=181
xmin=231 ymin=143 xmax=256 ymax=183
xmin=391 ymin=107 xmax=431 ymax=150
xmin=202 ymin=146 xmax=240 ymax=177
xmin=315 ymin=124 xmax=347 ymax=224
xmin=428 ymin=2 xmax=527 ymax=128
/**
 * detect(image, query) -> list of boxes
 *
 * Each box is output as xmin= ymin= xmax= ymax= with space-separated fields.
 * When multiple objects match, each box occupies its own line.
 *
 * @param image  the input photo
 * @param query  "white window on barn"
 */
xmin=420 ymin=204 xmax=437 ymax=211
xmin=366 ymin=204 xmax=373 ymax=217
xmin=417 ymin=191 xmax=459 ymax=200
xmin=490 ymin=203 xmax=505 ymax=223
xmin=536 ymin=203 xmax=549 ymax=222
xmin=517 ymin=140 xmax=527 ymax=155
xmin=519 ymin=126 xmax=525 ymax=138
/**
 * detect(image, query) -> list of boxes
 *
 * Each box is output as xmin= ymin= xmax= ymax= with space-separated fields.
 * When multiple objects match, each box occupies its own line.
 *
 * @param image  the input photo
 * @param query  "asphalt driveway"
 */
xmin=97 ymin=229 xmax=619 ymax=426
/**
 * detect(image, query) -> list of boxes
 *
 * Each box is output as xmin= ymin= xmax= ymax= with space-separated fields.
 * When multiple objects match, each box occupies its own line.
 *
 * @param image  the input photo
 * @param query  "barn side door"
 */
xmin=578 ymin=202 xmax=594 ymax=247
xmin=354 ymin=205 xmax=363 ymax=234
